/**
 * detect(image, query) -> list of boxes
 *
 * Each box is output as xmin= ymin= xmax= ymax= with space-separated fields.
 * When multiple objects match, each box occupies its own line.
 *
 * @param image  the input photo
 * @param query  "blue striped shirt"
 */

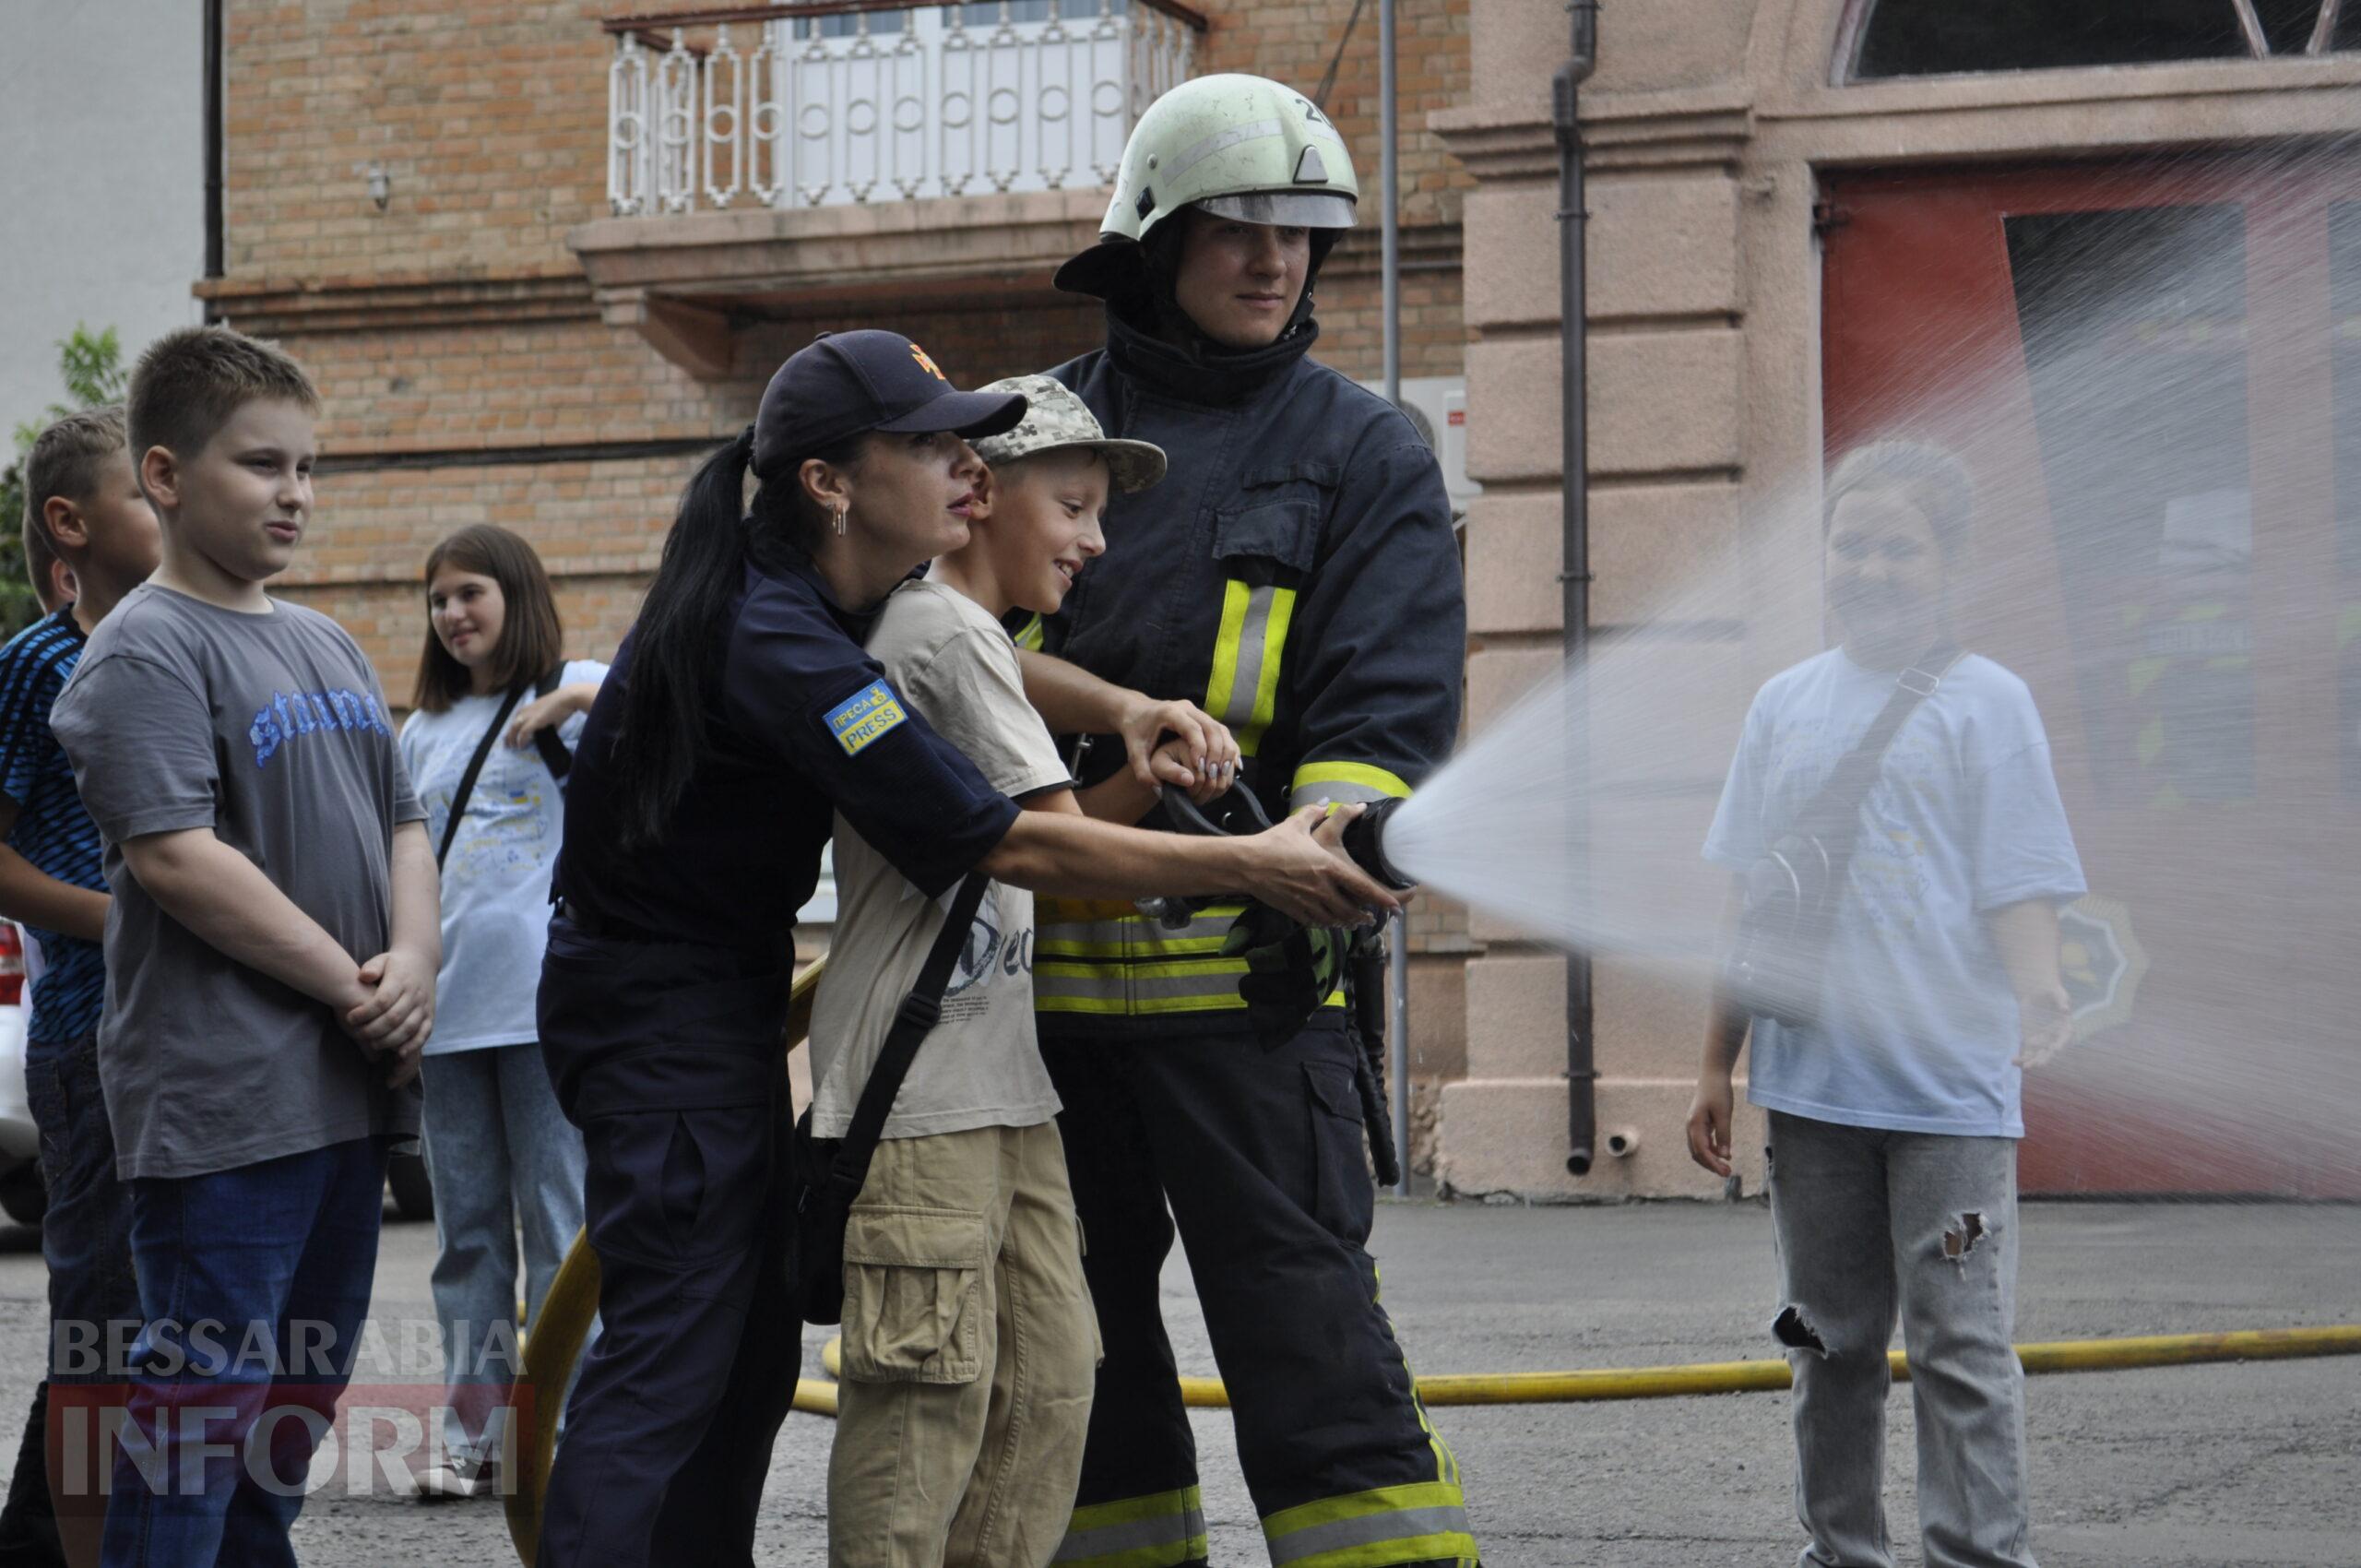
xmin=0 ymin=609 xmax=107 ymax=1052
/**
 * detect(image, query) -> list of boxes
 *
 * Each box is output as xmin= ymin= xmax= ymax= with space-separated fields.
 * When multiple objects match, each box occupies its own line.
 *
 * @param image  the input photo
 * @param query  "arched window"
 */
xmin=1847 ymin=0 xmax=2360 ymax=81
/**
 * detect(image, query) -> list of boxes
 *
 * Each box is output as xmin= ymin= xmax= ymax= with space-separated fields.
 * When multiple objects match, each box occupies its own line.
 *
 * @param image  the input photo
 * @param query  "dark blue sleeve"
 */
xmin=0 ymin=628 xmax=65 ymax=811
xmin=727 ymin=604 xmax=1018 ymax=899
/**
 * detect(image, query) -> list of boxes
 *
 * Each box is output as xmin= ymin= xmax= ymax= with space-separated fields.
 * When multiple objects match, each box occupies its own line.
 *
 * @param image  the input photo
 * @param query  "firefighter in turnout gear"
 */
xmin=1027 ymin=74 xmax=1476 ymax=1568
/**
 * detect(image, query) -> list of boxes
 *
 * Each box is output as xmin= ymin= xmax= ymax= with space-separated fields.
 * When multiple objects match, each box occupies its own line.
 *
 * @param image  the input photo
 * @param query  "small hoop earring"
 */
xmin=833 ymin=505 xmax=848 ymax=537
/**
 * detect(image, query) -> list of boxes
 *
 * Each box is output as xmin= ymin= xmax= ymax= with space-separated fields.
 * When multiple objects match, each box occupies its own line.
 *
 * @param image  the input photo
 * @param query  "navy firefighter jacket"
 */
xmin=1032 ymin=303 xmax=1466 ymax=1032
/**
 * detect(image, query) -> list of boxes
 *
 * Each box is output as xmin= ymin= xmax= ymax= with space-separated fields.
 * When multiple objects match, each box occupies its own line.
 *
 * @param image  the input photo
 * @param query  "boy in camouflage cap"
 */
xmin=820 ymin=375 xmax=1239 ymax=1568
xmin=972 ymin=374 xmax=1165 ymax=493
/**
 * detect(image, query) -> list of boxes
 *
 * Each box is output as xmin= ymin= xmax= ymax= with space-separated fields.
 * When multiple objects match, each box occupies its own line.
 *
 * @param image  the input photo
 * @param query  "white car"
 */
xmin=0 ymin=921 xmax=42 ymax=1227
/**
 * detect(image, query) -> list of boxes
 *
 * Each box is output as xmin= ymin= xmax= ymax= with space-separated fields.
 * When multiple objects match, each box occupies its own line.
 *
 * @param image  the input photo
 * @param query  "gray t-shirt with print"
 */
xmin=53 ymin=584 xmax=425 ymax=1179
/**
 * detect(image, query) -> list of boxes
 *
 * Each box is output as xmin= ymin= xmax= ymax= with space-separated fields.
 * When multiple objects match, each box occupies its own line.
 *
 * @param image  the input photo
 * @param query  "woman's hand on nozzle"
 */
xmin=1238 ymin=803 xmax=1402 ymax=929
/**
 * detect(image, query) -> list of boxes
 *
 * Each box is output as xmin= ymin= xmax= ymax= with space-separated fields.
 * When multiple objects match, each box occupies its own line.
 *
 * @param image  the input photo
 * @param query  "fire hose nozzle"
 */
xmin=1341 ymin=797 xmax=1417 ymax=892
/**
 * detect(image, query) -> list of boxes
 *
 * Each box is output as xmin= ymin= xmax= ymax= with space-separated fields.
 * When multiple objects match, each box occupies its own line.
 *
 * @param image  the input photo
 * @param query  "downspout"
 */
xmin=1378 ymin=0 xmax=1414 ymax=1197
xmin=203 ymin=0 xmax=225 ymax=285
xmin=1556 ymin=1 xmax=1597 ymax=1177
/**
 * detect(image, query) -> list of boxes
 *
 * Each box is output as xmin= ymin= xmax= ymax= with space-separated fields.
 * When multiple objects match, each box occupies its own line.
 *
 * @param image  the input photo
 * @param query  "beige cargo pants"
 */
xmin=828 ymin=1121 xmax=1099 ymax=1568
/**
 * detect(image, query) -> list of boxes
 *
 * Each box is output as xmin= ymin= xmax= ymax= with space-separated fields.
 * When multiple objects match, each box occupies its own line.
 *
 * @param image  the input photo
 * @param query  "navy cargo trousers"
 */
xmin=537 ymin=933 xmax=801 ymax=1568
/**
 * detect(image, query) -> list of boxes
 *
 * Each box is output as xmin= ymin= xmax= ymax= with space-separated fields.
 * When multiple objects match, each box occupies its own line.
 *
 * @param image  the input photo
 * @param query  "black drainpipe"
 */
xmin=203 ymin=0 xmax=225 ymax=286
xmin=1556 ymin=1 xmax=1598 ymax=1177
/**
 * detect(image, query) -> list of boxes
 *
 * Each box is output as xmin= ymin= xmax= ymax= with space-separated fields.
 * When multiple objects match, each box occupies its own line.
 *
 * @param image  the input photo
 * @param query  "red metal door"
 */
xmin=1821 ymin=156 xmax=2361 ymax=1195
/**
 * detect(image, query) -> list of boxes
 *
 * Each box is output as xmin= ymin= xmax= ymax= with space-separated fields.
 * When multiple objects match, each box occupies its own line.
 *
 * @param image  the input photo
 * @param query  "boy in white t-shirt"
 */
xmin=1686 ymin=441 xmax=2083 ymax=1568
xmin=809 ymin=376 xmax=1225 ymax=1567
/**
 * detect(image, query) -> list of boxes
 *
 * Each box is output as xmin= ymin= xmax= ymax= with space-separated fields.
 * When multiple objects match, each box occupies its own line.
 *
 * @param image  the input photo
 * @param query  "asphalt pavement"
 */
xmin=0 ymin=1197 xmax=2354 ymax=1566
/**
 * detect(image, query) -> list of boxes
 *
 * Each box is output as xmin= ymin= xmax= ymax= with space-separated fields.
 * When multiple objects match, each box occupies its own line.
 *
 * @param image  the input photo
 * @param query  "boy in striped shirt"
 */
xmin=0 ymin=405 xmax=158 ymax=1563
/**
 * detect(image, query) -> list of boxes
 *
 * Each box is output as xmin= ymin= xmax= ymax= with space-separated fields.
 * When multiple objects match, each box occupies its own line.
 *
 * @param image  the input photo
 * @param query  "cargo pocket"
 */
xmin=841 ymin=1205 xmax=989 ymax=1384
xmin=581 ymin=1104 xmax=768 ymax=1284
xmin=1303 ymin=1058 xmax=1372 ymax=1242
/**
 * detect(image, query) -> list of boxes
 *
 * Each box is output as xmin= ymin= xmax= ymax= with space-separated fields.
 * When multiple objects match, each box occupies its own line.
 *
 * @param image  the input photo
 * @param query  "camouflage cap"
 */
xmin=970 ymin=375 xmax=1167 ymax=494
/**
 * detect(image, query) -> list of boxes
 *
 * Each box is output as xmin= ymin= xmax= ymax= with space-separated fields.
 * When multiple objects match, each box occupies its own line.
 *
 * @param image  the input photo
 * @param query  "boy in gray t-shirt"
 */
xmin=50 ymin=327 xmax=436 ymax=1563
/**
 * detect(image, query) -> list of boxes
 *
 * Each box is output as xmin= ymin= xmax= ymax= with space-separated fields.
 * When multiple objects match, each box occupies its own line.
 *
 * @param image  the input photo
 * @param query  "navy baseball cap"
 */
xmin=752 ymin=330 xmax=1027 ymax=480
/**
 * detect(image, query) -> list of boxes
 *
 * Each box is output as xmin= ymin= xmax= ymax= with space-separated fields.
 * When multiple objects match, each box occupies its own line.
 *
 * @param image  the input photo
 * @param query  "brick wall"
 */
xmin=221 ymin=0 xmax=1474 ymax=573
xmin=222 ymin=0 xmax=1470 ymax=289
xmin=227 ymin=0 xmax=1476 ymax=1163
xmin=1205 ymin=0 xmax=1474 ymax=232
xmin=276 ymin=297 xmax=1110 ymax=682
xmin=223 ymin=0 xmax=612 ymax=285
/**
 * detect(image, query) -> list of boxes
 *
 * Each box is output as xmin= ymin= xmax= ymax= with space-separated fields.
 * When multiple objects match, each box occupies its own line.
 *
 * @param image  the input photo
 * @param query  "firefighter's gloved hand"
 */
xmin=1224 ymin=908 xmax=1347 ymax=1050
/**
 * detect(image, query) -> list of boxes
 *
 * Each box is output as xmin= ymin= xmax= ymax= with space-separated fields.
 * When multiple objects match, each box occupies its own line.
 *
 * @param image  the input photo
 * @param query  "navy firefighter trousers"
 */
xmin=536 ymin=929 xmax=801 ymax=1568
xmin=1041 ymin=1018 xmax=1477 ymax=1568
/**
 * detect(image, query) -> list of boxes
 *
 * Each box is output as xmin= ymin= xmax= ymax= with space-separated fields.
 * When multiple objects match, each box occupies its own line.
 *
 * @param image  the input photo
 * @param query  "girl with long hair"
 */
xmin=397 ymin=523 xmax=604 ymax=1501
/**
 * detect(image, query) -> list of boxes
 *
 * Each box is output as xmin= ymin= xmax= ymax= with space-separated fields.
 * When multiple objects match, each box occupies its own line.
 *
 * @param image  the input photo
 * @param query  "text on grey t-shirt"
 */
xmin=53 ymin=584 xmax=426 ymax=1180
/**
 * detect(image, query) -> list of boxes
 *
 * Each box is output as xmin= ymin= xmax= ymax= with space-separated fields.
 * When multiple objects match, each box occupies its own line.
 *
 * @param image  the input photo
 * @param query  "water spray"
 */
xmin=1376 ymin=140 xmax=2361 ymax=1197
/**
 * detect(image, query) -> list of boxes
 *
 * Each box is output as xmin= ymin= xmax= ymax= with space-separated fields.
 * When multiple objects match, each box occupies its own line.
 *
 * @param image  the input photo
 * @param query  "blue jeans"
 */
xmin=101 ymin=1137 xmax=389 ymax=1568
xmin=420 ymin=1044 xmax=587 ymax=1473
xmin=27 ymin=1033 xmax=140 ymax=1384
xmin=1766 ymin=1111 xmax=2035 ymax=1568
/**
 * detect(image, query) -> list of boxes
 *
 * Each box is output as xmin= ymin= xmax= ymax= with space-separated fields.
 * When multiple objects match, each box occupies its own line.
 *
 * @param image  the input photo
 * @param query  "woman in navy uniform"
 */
xmin=534 ymin=330 xmax=1396 ymax=1568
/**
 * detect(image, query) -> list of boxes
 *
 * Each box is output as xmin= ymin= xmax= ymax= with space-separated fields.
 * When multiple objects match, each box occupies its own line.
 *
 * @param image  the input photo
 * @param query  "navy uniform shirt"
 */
xmin=544 ymin=549 xmax=1018 ymax=1070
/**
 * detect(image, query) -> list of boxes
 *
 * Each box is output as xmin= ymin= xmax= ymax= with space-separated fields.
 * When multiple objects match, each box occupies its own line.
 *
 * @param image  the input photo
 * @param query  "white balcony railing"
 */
xmin=602 ymin=1 xmax=1203 ymax=216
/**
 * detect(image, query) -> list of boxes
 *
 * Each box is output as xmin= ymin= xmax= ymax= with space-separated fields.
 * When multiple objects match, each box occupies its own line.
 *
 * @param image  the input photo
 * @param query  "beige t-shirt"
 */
xmin=808 ymin=577 xmax=1073 ymax=1139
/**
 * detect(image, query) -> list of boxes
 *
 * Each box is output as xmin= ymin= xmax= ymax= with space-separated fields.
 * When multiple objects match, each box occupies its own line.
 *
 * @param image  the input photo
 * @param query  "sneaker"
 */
xmin=403 ymin=1463 xmax=495 ymax=1502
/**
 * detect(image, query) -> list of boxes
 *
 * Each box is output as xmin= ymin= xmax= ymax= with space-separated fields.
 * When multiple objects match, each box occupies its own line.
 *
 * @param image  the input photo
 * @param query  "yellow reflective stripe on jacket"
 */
xmin=1261 ymin=1480 xmax=1477 ymax=1568
xmin=1014 ymin=613 xmax=1046 ymax=652
xmin=1290 ymin=760 xmax=1412 ymax=810
xmin=1054 ymin=1485 xmax=1208 ymax=1567
xmin=1038 ymin=901 xmax=1248 ymax=959
xmin=1036 ymin=958 xmax=1252 ymax=1015
xmin=1038 ymin=902 xmax=1251 ymax=1015
xmin=1038 ymin=901 xmax=1345 ymax=1017
xmin=1204 ymin=579 xmax=1298 ymax=758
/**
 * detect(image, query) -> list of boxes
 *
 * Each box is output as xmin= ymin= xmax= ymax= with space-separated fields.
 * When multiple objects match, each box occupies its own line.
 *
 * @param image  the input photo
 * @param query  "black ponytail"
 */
xmin=608 ymin=426 xmax=757 ymax=849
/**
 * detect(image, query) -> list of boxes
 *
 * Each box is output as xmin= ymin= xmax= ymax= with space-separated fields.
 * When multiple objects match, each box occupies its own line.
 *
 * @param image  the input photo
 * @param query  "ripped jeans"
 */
xmin=1765 ymin=1111 xmax=2036 ymax=1568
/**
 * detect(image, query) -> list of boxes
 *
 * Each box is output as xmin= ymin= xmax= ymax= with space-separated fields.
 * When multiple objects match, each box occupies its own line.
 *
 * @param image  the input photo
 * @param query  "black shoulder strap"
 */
xmin=824 ymin=872 xmax=992 ymax=1203
xmin=530 ymin=665 xmax=574 ymax=784
xmin=436 ymin=684 xmax=532 ymax=870
xmin=1790 ymin=646 xmax=1967 ymax=845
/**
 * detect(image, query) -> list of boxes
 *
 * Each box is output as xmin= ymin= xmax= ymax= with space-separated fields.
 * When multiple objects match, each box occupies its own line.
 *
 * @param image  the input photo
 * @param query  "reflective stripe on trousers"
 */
xmin=1052 ymin=1485 xmax=1208 ymax=1567
xmin=1262 ymin=1479 xmax=1477 ymax=1568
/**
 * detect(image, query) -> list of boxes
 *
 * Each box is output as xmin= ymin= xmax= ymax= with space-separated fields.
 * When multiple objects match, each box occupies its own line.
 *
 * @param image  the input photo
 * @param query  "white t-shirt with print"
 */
xmin=1703 ymin=648 xmax=2085 ymax=1137
xmin=398 ymin=659 xmax=607 ymax=1054
xmin=808 ymin=578 xmax=1072 ymax=1140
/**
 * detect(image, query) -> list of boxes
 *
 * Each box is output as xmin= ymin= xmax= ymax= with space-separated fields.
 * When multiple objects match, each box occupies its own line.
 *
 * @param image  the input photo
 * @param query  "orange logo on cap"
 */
xmin=909 ymin=344 xmax=949 ymax=384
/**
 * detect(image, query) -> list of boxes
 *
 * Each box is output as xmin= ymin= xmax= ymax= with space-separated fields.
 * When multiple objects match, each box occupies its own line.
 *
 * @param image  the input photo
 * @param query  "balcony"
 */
xmin=571 ymin=1 xmax=1204 ymax=377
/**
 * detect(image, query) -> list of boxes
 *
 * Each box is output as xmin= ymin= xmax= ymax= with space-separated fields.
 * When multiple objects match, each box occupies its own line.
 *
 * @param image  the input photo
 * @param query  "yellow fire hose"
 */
xmin=817 ymin=1323 xmax=2361 ymax=1407
xmin=502 ymin=957 xmax=2361 ymax=1556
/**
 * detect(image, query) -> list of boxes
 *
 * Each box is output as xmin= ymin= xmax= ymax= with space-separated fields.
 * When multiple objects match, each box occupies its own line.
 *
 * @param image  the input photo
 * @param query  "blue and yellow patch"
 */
xmin=825 ymin=681 xmax=908 ymax=756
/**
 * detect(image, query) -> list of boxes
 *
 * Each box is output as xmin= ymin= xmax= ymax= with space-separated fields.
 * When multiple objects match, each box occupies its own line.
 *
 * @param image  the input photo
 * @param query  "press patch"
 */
xmin=826 ymin=682 xmax=908 ymax=756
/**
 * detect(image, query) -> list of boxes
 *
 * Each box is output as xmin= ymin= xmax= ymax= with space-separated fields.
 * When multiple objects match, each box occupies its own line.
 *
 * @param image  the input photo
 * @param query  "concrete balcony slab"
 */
xmin=569 ymin=188 xmax=1108 ymax=379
